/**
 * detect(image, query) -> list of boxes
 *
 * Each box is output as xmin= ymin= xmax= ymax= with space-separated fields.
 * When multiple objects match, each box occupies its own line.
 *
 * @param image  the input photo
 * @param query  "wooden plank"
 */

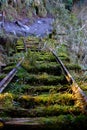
xmin=0 ymin=117 xmax=45 ymax=129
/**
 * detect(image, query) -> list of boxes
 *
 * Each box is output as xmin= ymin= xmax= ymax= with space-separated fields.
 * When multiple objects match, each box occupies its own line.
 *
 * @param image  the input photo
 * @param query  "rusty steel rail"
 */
xmin=49 ymin=48 xmax=87 ymax=112
xmin=0 ymin=57 xmax=24 ymax=93
xmin=49 ymin=48 xmax=75 ymax=84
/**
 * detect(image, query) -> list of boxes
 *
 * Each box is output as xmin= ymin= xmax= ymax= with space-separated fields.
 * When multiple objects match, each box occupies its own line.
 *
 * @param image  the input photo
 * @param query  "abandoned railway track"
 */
xmin=0 ymin=39 xmax=87 ymax=129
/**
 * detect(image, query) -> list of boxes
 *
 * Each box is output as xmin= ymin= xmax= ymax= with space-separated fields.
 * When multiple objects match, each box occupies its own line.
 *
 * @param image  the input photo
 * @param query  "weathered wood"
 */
xmin=4 ymin=117 xmax=42 ymax=125
xmin=0 ymin=117 xmax=46 ymax=129
xmin=0 ymin=57 xmax=24 ymax=93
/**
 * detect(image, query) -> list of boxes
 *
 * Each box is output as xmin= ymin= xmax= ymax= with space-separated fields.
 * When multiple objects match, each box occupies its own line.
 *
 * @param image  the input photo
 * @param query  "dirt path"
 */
xmin=0 ymin=17 xmax=54 ymax=37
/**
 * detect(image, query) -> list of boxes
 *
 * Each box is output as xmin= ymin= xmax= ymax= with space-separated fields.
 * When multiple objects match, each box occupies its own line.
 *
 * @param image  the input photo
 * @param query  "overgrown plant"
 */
xmin=51 ymin=2 xmax=87 ymax=71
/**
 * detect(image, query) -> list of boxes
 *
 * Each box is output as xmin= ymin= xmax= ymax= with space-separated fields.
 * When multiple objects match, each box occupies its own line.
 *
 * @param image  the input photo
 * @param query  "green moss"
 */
xmin=24 ymin=51 xmax=56 ymax=62
xmin=22 ymin=73 xmax=66 ymax=85
xmin=42 ymin=114 xmax=87 ymax=129
xmin=0 ymin=93 xmax=14 ymax=109
xmin=0 ymin=74 xmax=7 ymax=81
xmin=66 ymin=63 xmax=81 ymax=70
xmin=22 ymin=61 xmax=61 ymax=75
xmin=2 ymin=65 xmax=15 ymax=73
xmin=7 ymin=84 xmax=68 ymax=95
xmin=25 ymin=36 xmax=40 ymax=43
xmin=16 ymin=37 xmax=24 ymax=51
xmin=0 ymin=104 xmax=81 ymax=117
xmin=13 ymin=92 xmax=74 ymax=109
xmin=78 ymin=82 xmax=87 ymax=91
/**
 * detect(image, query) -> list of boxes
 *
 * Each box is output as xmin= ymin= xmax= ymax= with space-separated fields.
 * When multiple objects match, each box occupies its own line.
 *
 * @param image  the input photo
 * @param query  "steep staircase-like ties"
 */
xmin=0 ymin=40 xmax=87 ymax=129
